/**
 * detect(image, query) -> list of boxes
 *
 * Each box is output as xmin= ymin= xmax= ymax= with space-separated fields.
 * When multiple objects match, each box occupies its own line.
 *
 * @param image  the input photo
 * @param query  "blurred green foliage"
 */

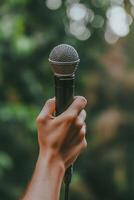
xmin=0 ymin=0 xmax=134 ymax=200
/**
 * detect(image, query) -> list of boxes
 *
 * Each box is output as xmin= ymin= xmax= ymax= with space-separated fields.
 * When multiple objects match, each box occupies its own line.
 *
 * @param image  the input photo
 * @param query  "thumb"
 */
xmin=37 ymin=98 xmax=55 ymax=122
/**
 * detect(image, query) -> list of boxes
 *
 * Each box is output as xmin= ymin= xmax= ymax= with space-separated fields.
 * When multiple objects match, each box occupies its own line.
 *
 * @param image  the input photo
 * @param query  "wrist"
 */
xmin=38 ymin=149 xmax=65 ymax=178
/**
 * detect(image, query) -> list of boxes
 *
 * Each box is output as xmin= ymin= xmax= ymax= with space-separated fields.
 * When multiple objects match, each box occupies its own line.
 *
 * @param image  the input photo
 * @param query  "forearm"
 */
xmin=21 ymin=96 xmax=87 ymax=200
xmin=21 ymin=151 xmax=65 ymax=200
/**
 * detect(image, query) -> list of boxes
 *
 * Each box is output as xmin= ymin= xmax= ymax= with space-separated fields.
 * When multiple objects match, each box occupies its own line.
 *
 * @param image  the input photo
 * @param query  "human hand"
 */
xmin=36 ymin=96 xmax=87 ymax=171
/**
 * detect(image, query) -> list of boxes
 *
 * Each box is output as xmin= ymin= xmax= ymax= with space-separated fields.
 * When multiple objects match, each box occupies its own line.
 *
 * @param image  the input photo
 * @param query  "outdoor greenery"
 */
xmin=0 ymin=0 xmax=134 ymax=200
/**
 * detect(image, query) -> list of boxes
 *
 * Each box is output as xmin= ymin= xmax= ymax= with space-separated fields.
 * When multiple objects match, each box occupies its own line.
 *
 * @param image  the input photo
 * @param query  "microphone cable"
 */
xmin=65 ymin=182 xmax=69 ymax=200
xmin=64 ymin=165 xmax=73 ymax=200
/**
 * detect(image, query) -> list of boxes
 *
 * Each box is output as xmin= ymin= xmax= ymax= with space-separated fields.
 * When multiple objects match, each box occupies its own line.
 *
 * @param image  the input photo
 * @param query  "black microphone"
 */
xmin=49 ymin=44 xmax=80 ymax=199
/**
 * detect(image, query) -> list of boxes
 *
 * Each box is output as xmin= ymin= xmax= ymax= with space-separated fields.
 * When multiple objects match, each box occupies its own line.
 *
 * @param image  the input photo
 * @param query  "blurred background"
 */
xmin=0 ymin=0 xmax=134 ymax=199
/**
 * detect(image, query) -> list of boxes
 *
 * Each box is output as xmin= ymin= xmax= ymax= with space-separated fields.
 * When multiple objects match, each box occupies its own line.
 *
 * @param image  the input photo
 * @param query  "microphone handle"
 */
xmin=55 ymin=75 xmax=75 ymax=185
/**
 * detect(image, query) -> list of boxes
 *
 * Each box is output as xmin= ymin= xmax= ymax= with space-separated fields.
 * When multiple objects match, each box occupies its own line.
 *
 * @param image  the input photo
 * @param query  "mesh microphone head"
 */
xmin=49 ymin=44 xmax=80 ymax=76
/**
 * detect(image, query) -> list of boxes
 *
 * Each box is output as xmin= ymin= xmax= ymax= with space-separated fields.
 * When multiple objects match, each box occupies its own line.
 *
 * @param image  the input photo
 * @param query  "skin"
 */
xmin=21 ymin=96 xmax=87 ymax=200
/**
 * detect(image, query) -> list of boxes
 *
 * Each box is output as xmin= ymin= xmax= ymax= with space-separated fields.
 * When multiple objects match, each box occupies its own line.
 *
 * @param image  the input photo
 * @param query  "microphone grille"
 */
xmin=49 ymin=44 xmax=79 ymax=63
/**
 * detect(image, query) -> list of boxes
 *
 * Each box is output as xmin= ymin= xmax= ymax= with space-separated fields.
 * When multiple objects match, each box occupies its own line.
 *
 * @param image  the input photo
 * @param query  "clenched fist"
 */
xmin=36 ymin=96 xmax=87 ymax=170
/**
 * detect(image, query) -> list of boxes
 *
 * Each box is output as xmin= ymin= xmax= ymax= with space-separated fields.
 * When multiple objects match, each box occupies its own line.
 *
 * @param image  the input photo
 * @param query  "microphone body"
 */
xmin=55 ymin=75 xmax=75 ymax=184
xmin=55 ymin=75 xmax=75 ymax=115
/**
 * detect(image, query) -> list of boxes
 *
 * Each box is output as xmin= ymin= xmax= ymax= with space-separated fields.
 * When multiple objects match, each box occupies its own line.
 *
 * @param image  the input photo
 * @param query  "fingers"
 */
xmin=75 ymin=109 xmax=86 ymax=129
xmin=66 ymin=96 xmax=87 ymax=117
xmin=71 ymin=123 xmax=87 ymax=145
xmin=68 ymin=110 xmax=86 ymax=141
xmin=64 ymin=119 xmax=87 ymax=150
xmin=36 ymin=98 xmax=55 ymax=124
xmin=79 ymin=109 xmax=87 ymax=121
xmin=79 ymin=123 xmax=86 ymax=140
xmin=65 ymin=137 xmax=87 ymax=168
xmin=57 ymin=96 xmax=87 ymax=122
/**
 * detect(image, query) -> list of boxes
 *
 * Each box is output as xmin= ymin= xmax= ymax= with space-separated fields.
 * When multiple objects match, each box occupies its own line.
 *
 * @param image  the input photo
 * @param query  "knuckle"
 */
xmin=66 ymin=113 xmax=77 ymax=122
xmin=79 ymin=129 xmax=85 ymax=139
xmin=46 ymin=99 xmax=52 ymax=105
xmin=83 ymin=109 xmax=87 ymax=117
xmin=80 ymin=139 xmax=87 ymax=151
xmin=75 ymin=119 xmax=83 ymax=129
xmin=36 ymin=116 xmax=46 ymax=124
xmin=45 ymin=98 xmax=55 ymax=108
xmin=36 ymin=116 xmax=41 ymax=124
xmin=77 ymin=96 xmax=87 ymax=107
xmin=78 ymin=133 xmax=85 ymax=143
xmin=80 ymin=97 xmax=87 ymax=104
xmin=83 ymin=139 xmax=87 ymax=149
xmin=78 ymin=125 xmax=86 ymax=139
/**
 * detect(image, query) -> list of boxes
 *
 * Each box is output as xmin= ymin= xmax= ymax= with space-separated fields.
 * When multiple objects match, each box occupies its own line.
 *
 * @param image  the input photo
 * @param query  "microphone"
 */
xmin=49 ymin=44 xmax=80 ymax=199
xmin=49 ymin=44 xmax=80 ymax=113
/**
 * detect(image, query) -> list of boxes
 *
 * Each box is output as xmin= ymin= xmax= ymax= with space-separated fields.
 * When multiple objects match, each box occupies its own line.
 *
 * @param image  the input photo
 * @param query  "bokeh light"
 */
xmin=14 ymin=36 xmax=35 ymax=55
xmin=46 ymin=0 xmax=62 ymax=10
xmin=105 ymin=5 xmax=133 ymax=44
xmin=110 ymin=0 xmax=124 ymax=5
xmin=69 ymin=21 xmax=91 ymax=40
xmin=67 ymin=3 xmax=88 ymax=21
xmin=105 ymin=25 xmax=119 ymax=44
xmin=87 ymin=8 xmax=95 ymax=23
xmin=131 ymin=6 xmax=134 ymax=16
xmin=0 ymin=15 xmax=14 ymax=39
xmin=76 ymin=28 xmax=91 ymax=41
xmin=66 ymin=2 xmax=92 ymax=40
xmin=130 ymin=0 xmax=134 ymax=6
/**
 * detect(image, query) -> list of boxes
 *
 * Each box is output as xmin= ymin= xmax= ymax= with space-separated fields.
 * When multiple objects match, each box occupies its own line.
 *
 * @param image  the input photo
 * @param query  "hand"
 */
xmin=36 ymin=96 xmax=87 ymax=171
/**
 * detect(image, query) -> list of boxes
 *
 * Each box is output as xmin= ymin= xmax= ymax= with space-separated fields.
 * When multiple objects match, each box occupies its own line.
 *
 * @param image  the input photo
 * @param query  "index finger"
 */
xmin=56 ymin=96 xmax=87 ymax=122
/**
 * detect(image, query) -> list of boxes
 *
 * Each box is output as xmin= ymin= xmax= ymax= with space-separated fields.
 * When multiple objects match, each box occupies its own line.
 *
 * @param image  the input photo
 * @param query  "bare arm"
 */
xmin=21 ymin=96 xmax=87 ymax=200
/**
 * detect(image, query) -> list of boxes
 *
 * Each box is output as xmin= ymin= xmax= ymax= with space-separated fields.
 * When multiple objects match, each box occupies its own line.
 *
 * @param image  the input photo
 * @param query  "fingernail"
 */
xmin=81 ymin=97 xmax=87 ymax=104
